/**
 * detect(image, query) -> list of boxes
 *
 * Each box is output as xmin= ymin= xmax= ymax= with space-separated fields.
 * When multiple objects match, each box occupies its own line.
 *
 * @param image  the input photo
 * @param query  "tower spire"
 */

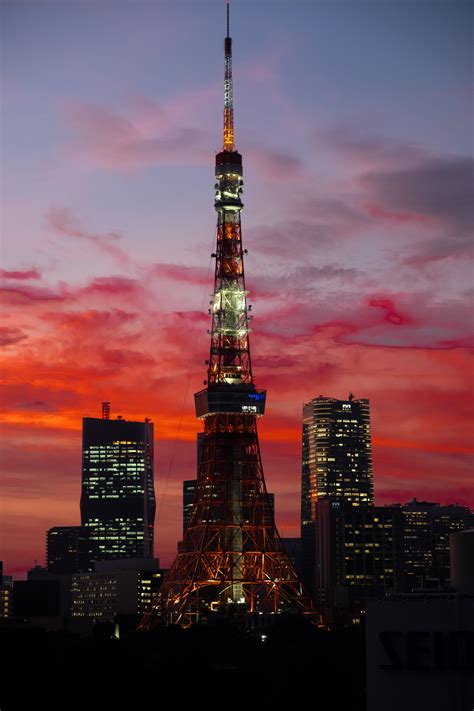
xmin=223 ymin=2 xmax=234 ymax=151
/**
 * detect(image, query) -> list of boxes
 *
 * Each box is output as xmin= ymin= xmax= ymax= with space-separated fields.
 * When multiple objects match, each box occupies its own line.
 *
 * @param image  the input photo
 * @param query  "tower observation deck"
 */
xmin=140 ymin=4 xmax=314 ymax=628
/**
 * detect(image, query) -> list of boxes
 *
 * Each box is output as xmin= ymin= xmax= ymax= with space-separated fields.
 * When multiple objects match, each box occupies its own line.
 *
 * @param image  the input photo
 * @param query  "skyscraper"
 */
xmin=301 ymin=394 xmax=374 ymax=599
xmin=301 ymin=395 xmax=374 ymax=527
xmin=80 ymin=404 xmax=155 ymax=563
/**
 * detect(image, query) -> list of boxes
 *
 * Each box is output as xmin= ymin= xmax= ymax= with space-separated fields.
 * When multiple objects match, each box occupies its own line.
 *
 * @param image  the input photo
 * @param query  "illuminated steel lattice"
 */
xmin=140 ymin=6 xmax=315 ymax=629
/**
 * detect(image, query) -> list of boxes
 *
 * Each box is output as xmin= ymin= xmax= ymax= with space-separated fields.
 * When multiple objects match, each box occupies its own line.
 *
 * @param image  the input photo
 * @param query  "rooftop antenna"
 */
xmin=227 ymin=1 xmax=230 ymax=38
xmin=102 ymin=401 xmax=110 ymax=420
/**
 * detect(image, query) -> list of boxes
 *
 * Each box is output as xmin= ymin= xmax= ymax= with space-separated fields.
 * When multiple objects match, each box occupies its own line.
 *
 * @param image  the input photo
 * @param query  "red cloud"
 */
xmin=0 ymin=268 xmax=41 ymax=280
xmin=369 ymin=299 xmax=408 ymax=326
xmin=81 ymin=276 xmax=136 ymax=294
xmin=0 ymin=327 xmax=27 ymax=346
xmin=0 ymin=285 xmax=67 ymax=303
xmin=2 ymin=305 xmax=473 ymax=575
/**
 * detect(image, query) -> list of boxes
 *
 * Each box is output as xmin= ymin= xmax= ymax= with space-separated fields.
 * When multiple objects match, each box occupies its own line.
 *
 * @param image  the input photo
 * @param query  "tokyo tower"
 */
xmin=140 ymin=4 xmax=314 ymax=628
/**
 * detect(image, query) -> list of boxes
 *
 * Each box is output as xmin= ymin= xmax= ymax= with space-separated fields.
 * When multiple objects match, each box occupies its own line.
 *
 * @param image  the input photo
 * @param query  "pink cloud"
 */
xmin=150 ymin=262 xmax=210 ymax=286
xmin=48 ymin=207 xmax=131 ymax=266
xmin=62 ymin=98 xmax=211 ymax=170
xmin=245 ymin=144 xmax=305 ymax=181
xmin=366 ymin=203 xmax=434 ymax=225
xmin=317 ymin=123 xmax=427 ymax=170
xmin=61 ymin=94 xmax=306 ymax=182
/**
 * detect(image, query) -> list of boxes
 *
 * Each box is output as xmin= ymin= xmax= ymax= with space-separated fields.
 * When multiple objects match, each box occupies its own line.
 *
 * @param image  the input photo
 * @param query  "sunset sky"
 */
xmin=1 ymin=0 xmax=472 ymax=577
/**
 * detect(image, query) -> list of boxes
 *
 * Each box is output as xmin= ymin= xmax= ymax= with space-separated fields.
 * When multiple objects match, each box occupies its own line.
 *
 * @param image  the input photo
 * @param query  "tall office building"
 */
xmin=80 ymin=404 xmax=156 ymax=563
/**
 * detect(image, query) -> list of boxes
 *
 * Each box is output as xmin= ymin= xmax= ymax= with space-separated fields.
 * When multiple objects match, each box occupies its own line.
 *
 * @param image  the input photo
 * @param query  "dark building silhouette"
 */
xmin=281 ymin=538 xmax=303 ymax=578
xmin=183 ymin=479 xmax=197 ymax=535
xmin=396 ymin=498 xmax=474 ymax=590
xmin=450 ymin=528 xmax=474 ymax=594
xmin=0 ymin=561 xmax=11 ymax=619
xmin=12 ymin=566 xmax=73 ymax=629
xmin=13 ymin=579 xmax=61 ymax=618
xmin=46 ymin=526 xmax=91 ymax=574
xmin=80 ymin=405 xmax=156 ymax=564
xmin=265 ymin=492 xmax=275 ymax=531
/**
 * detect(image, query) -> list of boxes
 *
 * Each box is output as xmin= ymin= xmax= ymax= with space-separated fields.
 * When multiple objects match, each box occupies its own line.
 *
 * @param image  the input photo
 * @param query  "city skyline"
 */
xmin=1 ymin=0 xmax=473 ymax=578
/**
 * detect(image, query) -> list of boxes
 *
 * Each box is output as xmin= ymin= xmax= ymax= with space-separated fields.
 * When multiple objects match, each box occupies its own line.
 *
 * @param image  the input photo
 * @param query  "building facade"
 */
xmin=366 ymin=594 xmax=474 ymax=711
xmin=70 ymin=558 xmax=164 ymax=633
xmin=314 ymin=499 xmax=404 ymax=623
xmin=398 ymin=499 xmax=474 ymax=591
xmin=46 ymin=526 xmax=91 ymax=574
xmin=80 ymin=408 xmax=156 ymax=564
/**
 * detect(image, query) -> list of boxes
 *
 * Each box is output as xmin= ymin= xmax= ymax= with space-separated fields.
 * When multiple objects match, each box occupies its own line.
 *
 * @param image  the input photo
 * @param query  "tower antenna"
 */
xmin=223 ymin=3 xmax=234 ymax=151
